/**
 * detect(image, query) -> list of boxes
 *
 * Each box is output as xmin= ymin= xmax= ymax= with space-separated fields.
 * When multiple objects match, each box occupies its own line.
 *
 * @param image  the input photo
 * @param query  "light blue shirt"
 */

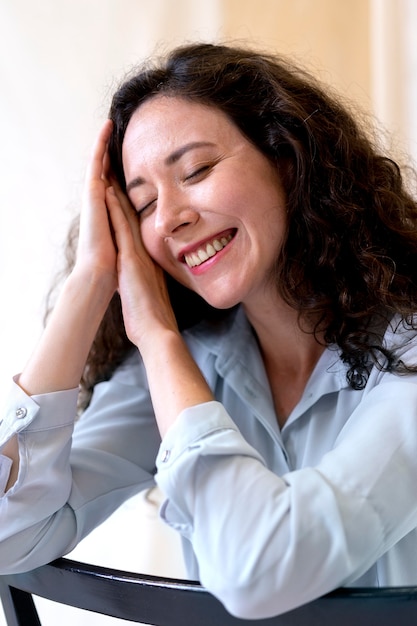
xmin=1 ymin=306 xmax=417 ymax=618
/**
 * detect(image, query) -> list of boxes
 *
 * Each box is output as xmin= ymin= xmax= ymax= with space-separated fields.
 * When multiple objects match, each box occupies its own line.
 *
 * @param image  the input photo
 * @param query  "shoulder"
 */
xmin=383 ymin=315 xmax=417 ymax=359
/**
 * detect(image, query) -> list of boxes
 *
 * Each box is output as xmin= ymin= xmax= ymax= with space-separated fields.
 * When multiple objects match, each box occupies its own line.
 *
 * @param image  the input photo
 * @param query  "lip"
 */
xmin=178 ymin=229 xmax=236 ymax=265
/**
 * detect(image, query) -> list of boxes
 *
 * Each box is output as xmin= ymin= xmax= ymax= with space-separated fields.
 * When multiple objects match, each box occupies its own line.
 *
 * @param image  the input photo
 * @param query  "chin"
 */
xmin=200 ymin=293 xmax=241 ymax=310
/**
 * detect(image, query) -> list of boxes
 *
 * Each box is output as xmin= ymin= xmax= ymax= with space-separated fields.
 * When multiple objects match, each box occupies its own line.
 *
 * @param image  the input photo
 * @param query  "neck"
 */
xmin=243 ymin=296 xmax=325 ymax=426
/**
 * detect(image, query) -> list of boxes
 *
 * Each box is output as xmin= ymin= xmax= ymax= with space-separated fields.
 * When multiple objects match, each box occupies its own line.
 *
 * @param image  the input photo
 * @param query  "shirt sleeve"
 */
xmin=155 ymin=383 xmax=417 ymax=619
xmin=0 ymin=360 xmax=160 ymax=574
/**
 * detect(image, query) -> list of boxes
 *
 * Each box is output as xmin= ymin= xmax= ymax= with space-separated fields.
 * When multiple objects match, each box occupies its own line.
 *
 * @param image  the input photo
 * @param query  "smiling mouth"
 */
xmin=183 ymin=232 xmax=234 ymax=268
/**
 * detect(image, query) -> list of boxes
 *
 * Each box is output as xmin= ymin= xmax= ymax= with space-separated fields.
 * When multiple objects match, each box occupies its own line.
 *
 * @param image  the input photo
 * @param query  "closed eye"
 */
xmin=184 ymin=164 xmax=212 ymax=182
xmin=136 ymin=198 xmax=157 ymax=215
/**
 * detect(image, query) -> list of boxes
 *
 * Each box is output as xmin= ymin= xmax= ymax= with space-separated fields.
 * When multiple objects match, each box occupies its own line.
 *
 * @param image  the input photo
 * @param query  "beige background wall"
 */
xmin=0 ymin=1 xmax=416 ymax=624
xmin=222 ymin=0 xmax=371 ymax=109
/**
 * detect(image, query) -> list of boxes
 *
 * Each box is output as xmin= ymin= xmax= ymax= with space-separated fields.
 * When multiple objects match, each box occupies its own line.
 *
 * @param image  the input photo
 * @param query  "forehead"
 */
xmin=122 ymin=95 xmax=242 ymax=162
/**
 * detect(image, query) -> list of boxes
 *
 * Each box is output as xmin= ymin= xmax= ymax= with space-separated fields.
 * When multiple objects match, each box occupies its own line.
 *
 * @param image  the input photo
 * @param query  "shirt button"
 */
xmin=161 ymin=449 xmax=171 ymax=463
xmin=15 ymin=407 xmax=27 ymax=419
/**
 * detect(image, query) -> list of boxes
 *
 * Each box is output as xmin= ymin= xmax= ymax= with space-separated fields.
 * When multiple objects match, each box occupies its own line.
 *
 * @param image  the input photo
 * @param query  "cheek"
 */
xmin=139 ymin=222 xmax=158 ymax=258
xmin=140 ymin=221 xmax=170 ymax=268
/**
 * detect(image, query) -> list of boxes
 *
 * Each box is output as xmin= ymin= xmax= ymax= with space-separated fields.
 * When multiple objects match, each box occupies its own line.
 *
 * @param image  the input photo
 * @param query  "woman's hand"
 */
xmin=74 ymin=119 xmax=118 ymax=292
xmin=17 ymin=121 xmax=120 ymax=397
xmin=105 ymin=183 xmax=179 ymax=350
xmin=105 ymin=183 xmax=213 ymax=437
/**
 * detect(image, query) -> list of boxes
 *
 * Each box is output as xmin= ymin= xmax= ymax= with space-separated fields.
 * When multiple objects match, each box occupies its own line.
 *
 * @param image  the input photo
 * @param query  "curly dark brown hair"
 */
xmin=51 ymin=42 xmax=417 ymax=407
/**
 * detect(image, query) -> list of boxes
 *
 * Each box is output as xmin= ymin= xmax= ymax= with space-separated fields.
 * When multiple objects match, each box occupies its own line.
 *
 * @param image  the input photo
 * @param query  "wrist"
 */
xmin=69 ymin=265 xmax=117 ymax=304
xmin=137 ymin=326 xmax=183 ymax=360
xmin=138 ymin=329 xmax=214 ymax=437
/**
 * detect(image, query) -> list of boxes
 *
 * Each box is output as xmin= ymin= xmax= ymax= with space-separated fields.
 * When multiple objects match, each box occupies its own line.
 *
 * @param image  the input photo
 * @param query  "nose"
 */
xmin=154 ymin=187 xmax=199 ymax=238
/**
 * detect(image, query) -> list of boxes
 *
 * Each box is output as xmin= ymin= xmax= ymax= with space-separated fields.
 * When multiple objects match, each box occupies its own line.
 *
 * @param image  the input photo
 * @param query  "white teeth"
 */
xmin=184 ymin=234 xmax=232 ymax=268
xmin=206 ymin=243 xmax=216 ymax=257
xmin=198 ymin=249 xmax=209 ymax=262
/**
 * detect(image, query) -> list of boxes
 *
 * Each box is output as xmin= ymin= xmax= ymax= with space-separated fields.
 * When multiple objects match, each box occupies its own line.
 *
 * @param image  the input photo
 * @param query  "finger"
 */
xmin=108 ymin=174 xmax=128 ymax=199
xmin=102 ymin=147 xmax=111 ymax=185
xmin=86 ymin=119 xmax=113 ymax=184
xmin=107 ymin=186 xmax=146 ymax=253
xmin=112 ymin=180 xmax=136 ymax=216
xmin=106 ymin=186 xmax=135 ymax=245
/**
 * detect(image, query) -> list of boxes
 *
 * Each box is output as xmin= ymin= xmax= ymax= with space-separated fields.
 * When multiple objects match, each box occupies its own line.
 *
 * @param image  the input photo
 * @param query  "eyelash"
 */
xmin=137 ymin=198 xmax=156 ymax=215
xmin=136 ymin=164 xmax=212 ymax=215
xmin=184 ymin=164 xmax=211 ymax=181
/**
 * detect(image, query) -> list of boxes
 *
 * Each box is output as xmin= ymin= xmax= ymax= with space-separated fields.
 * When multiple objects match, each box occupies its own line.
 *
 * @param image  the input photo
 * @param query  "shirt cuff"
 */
xmin=155 ymin=401 xmax=266 ymax=535
xmin=156 ymin=401 xmax=242 ymax=468
xmin=0 ymin=376 xmax=79 ymax=449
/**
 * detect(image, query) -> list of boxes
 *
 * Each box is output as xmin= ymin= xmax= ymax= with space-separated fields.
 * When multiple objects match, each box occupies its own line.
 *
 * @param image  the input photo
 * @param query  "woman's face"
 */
xmin=122 ymin=96 xmax=287 ymax=310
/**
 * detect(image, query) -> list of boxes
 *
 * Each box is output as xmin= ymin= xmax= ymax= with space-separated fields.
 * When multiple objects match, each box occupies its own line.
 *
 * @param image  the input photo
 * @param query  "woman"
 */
xmin=1 ymin=42 xmax=417 ymax=619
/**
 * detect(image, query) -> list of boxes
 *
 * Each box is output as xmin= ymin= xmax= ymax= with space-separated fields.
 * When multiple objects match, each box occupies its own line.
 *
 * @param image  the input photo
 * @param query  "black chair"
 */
xmin=1 ymin=558 xmax=417 ymax=626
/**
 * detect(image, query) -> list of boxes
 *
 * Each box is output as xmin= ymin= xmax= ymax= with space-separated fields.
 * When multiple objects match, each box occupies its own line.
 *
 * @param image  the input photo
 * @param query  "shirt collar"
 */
xmin=186 ymin=306 xmax=350 ymax=423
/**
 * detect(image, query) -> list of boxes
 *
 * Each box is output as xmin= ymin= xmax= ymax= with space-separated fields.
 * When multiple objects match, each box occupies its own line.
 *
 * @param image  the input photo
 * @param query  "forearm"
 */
xmin=19 ymin=268 xmax=115 ymax=396
xmin=156 ymin=392 xmax=417 ymax=619
xmin=1 ymin=120 xmax=119 ymax=489
xmin=139 ymin=330 xmax=214 ymax=438
xmin=1 ymin=269 xmax=114 ymax=487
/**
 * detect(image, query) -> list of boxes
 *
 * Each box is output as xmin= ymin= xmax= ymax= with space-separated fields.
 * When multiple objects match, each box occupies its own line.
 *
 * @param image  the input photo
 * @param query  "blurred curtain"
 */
xmin=370 ymin=0 xmax=417 ymax=162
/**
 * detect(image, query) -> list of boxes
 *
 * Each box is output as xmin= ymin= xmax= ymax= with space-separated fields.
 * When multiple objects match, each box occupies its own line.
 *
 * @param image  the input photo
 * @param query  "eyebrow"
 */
xmin=125 ymin=141 xmax=215 ymax=193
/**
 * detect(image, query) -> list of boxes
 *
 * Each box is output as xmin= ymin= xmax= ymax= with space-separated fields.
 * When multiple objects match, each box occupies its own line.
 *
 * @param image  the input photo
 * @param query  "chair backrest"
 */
xmin=1 ymin=558 xmax=417 ymax=626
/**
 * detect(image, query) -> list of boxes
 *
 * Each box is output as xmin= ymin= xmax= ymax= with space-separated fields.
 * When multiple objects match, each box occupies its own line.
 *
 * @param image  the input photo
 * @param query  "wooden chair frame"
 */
xmin=1 ymin=557 xmax=417 ymax=625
